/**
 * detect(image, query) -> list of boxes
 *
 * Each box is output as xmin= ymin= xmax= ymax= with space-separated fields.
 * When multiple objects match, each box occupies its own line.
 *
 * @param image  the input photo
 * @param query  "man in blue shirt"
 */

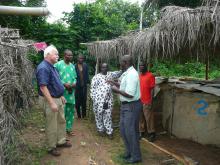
xmin=36 ymin=45 xmax=72 ymax=156
xmin=111 ymin=55 xmax=142 ymax=164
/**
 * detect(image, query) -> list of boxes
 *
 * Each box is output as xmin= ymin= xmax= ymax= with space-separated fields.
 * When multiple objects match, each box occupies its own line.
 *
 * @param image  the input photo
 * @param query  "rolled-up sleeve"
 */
xmin=125 ymin=72 xmax=138 ymax=97
xmin=36 ymin=68 xmax=50 ymax=86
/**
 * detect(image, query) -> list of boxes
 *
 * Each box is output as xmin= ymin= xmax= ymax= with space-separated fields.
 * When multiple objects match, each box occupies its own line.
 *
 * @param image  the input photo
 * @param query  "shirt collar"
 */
xmin=121 ymin=66 xmax=133 ymax=77
xmin=44 ymin=60 xmax=54 ymax=67
xmin=126 ymin=66 xmax=134 ymax=72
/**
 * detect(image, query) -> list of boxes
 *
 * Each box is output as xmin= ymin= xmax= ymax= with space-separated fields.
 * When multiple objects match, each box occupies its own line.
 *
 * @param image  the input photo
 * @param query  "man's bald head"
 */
xmin=64 ymin=49 xmax=73 ymax=56
xmin=121 ymin=55 xmax=133 ymax=71
xmin=101 ymin=63 xmax=108 ymax=68
xmin=122 ymin=55 xmax=133 ymax=65
xmin=100 ymin=63 xmax=108 ymax=74
xmin=64 ymin=49 xmax=73 ymax=63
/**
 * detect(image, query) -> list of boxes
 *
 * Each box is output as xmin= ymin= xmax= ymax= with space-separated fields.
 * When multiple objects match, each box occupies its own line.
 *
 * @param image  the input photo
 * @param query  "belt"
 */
xmin=121 ymin=99 xmax=140 ymax=105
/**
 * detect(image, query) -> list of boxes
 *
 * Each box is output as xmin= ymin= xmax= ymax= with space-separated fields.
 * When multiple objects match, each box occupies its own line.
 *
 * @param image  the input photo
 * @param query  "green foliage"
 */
xmin=151 ymin=60 xmax=220 ymax=79
xmin=143 ymin=4 xmax=160 ymax=27
xmin=27 ymin=51 xmax=44 ymax=66
xmin=19 ymin=106 xmax=47 ymax=164
xmin=31 ymin=22 xmax=78 ymax=53
xmin=64 ymin=0 xmax=140 ymax=44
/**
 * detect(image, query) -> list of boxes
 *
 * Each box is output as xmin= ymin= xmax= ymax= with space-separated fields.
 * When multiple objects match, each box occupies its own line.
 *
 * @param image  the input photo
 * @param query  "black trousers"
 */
xmin=75 ymin=86 xmax=87 ymax=118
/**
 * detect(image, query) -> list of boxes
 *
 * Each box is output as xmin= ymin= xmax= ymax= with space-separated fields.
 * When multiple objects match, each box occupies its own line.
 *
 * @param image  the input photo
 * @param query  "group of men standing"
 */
xmin=36 ymin=45 xmax=156 ymax=164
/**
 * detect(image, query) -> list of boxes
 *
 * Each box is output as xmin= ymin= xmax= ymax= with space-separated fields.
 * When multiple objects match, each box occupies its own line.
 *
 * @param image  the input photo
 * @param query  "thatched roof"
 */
xmin=83 ymin=32 xmax=135 ymax=60
xmin=84 ymin=1 xmax=220 ymax=61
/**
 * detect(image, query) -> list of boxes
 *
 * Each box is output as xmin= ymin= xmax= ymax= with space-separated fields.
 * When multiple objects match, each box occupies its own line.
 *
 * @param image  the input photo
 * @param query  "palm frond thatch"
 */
xmin=0 ymin=28 xmax=34 ymax=164
xmin=85 ymin=3 xmax=220 ymax=61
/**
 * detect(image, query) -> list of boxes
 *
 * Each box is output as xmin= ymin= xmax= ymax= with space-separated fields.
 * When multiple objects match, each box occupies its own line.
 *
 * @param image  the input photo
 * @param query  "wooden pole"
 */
xmin=205 ymin=53 xmax=209 ymax=80
xmin=95 ymin=37 xmax=100 ymax=75
xmin=137 ymin=1 xmax=143 ymax=71
xmin=95 ymin=58 xmax=100 ymax=75
xmin=142 ymin=138 xmax=187 ymax=164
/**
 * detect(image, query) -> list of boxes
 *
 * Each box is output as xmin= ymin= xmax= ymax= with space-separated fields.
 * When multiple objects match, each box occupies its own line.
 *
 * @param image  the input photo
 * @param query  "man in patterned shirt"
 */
xmin=55 ymin=50 xmax=77 ymax=136
xmin=90 ymin=63 xmax=122 ymax=139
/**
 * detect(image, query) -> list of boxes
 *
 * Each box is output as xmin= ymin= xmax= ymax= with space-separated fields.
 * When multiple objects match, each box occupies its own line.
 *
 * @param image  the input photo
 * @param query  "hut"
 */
xmin=83 ymin=0 xmax=220 ymax=146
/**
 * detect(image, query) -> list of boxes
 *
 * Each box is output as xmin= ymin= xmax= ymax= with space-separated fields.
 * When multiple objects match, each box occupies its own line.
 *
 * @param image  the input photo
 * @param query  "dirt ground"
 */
xmin=39 ymin=118 xmax=179 ymax=165
xmin=21 ymin=106 xmax=220 ymax=165
xmin=155 ymin=136 xmax=220 ymax=165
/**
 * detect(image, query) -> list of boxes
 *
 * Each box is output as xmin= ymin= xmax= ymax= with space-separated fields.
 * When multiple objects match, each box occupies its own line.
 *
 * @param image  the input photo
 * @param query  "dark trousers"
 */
xmin=75 ymin=87 xmax=87 ymax=118
xmin=120 ymin=100 xmax=142 ymax=161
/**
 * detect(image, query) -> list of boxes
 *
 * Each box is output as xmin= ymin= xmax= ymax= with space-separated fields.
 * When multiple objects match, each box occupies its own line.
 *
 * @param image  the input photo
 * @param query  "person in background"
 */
xmin=90 ymin=63 xmax=122 ymax=139
xmin=54 ymin=49 xmax=77 ymax=136
xmin=36 ymin=45 xmax=72 ymax=157
xmin=75 ymin=54 xmax=89 ymax=118
xmin=110 ymin=55 xmax=142 ymax=164
xmin=139 ymin=62 xmax=156 ymax=142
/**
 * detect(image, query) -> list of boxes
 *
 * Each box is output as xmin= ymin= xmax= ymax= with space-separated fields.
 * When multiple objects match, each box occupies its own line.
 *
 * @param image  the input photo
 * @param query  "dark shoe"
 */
xmin=148 ymin=132 xmax=156 ymax=142
xmin=125 ymin=158 xmax=142 ymax=164
xmin=57 ymin=141 xmax=72 ymax=148
xmin=122 ymin=154 xmax=131 ymax=160
xmin=48 ymin=148 xmax=61 ymax=156
xmin=108 ymin=134 xmax=113 ymax=140
xmin=119 ymin=153 xmax=131 ymax=160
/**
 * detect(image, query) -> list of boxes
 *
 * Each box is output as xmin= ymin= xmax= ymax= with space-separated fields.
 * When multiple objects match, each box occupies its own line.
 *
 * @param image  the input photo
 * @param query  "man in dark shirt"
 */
xmin=75 ymin=54 xmax=89 ymax=118
xmin=36 ymin=45 xmax=72 ymax=156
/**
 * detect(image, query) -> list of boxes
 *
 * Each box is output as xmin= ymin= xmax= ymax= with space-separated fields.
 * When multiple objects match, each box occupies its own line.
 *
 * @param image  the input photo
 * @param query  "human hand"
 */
xmin=50 ymin=102 xmax=58 ymax=112
xmin=111 ymin=85 xmax=119 ymax=93
xmin=64 ymin=83 xmax=71 ymax=90
xmin=61 ymin=96 xmax=66 ymax=105
xmin=106 ymin=80 xmax=114 ymax=85
xmin=72 ymin=83 xmax=76 ymax=88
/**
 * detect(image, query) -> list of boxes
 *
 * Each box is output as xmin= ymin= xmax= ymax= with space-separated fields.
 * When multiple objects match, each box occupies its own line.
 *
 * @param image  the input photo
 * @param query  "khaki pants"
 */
xmin=41 ymin=97 xmax=66 ymax=150
xmin=139 ymin=104 xmax=155 ymax=134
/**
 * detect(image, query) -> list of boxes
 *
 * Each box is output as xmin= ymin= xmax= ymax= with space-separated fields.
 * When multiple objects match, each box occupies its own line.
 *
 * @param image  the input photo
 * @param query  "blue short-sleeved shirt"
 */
xmin=36 ymin=60 xmax=64 ymax=97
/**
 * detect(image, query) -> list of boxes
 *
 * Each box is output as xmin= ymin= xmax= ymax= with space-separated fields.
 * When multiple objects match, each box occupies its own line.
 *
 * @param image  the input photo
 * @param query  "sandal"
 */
xmin=48 ymin=148 xmax=61 ymax=156
xmin=57 ymin=141 xmax=72 ymax=148
xmin=67 ymin=131 xmax=76 ymax=136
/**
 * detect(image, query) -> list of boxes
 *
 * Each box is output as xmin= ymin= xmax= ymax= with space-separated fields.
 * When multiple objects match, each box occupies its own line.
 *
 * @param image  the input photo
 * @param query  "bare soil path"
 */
xmin=39 ymin=118 xmax=179 ymax=165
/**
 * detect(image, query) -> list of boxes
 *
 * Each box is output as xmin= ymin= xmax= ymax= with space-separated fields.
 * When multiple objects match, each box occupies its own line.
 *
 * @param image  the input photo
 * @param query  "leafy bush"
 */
xmin=151 ymin=60 xmax=220 ymax=80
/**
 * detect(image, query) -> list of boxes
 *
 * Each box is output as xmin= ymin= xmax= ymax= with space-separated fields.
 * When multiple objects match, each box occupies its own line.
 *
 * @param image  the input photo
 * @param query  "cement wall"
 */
xmin=161 ymin=85 xmax=220 ymax=146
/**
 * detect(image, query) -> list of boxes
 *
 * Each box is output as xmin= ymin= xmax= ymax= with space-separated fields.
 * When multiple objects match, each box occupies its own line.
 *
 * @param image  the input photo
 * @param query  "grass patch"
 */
xmin=18 ymin=104 xmax=48 ymax=165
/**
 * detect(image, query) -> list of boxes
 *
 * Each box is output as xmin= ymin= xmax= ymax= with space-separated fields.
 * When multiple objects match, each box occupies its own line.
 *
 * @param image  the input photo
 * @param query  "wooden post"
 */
xmin=95 ymin=37 xmax=100 ymax=75
xmin=95 ymin=58 xmax=100 ymax=75
xmin=205 ymin=53 xmax=209 ymax=80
